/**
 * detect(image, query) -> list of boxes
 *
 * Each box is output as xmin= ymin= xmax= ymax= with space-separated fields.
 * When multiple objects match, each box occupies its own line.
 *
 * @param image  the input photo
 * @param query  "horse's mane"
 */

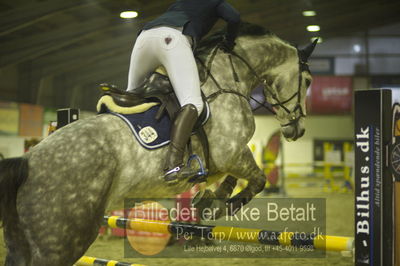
xmin=195 ymin=22 xmax=274 ymax=57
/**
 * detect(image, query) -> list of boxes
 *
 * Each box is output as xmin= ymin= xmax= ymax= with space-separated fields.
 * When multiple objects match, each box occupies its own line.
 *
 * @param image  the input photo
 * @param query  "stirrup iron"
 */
xmin=163 ymin=154 xmax=207 ymax=184
xmin=187 ymin=154 xmax=208 ymax=183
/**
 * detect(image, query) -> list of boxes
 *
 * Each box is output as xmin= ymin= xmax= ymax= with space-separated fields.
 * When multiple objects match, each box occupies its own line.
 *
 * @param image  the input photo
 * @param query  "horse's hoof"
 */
xmin=225 ymin=192 xmax=252 ymax=216
xmin=192 ymin=189 xmax=214 ymax=210
xmin=192 ymin=189 xmax=227 ymax=220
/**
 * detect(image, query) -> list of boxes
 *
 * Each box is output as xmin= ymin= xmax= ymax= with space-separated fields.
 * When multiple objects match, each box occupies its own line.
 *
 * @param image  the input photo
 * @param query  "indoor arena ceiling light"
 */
xmin=353 ymin=44 xmax=362 ymax=53
xmin=120 ymin=11 xmax=138 ymax=19
xmin=302 ymin=10 xmax=316 ymax=17
xmin=307 ymin=25 xmax=320 ymax=32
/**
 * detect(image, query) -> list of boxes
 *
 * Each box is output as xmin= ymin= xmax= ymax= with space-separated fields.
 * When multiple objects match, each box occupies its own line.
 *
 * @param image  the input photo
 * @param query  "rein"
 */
xmin=196 ymin=46 xmax=275 ymax=114
xmin=230 ymin=49 xmax=307 ymax=125
xmin=196 ymin=44 xmax=306 ymax=121
xmin=196 ymin=47 xmax=249 ymax=102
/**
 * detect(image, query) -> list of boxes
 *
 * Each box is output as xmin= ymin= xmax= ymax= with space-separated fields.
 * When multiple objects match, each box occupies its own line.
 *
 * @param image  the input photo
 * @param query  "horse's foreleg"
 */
xmin=214 ymin=175 xmax=237 ymax=199
xmin=225 ymin=147 xmax=266 ymax=216
xmin=191 ymin=174 xmax=237 ymax=220
xmin=193 ymin=146 xmax=265 ymax=219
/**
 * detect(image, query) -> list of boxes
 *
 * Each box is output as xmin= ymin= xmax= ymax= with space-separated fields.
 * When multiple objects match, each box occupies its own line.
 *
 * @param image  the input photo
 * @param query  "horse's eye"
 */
xmin=305 ymin=79 xmax=311 ymax=88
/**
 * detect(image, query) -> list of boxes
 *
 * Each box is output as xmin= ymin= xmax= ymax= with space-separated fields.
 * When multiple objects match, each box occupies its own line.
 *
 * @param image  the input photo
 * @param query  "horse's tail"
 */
xmin=0 ymin=157 xmax=29 ymax=227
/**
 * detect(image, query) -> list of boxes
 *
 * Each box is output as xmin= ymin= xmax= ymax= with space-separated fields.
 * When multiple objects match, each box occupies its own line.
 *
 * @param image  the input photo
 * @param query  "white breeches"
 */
xmin=127 ymin=26 xmax=204 ymax=115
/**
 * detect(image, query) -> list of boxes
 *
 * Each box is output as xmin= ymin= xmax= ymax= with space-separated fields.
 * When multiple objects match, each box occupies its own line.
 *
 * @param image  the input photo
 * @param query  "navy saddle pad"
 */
xmin=106 ymin=103 xmax=210 ymax=150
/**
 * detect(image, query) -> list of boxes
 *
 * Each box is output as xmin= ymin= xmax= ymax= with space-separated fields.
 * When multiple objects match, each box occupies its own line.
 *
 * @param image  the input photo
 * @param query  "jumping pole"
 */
xmin=75 ymin=256 xmax=145 ymax=266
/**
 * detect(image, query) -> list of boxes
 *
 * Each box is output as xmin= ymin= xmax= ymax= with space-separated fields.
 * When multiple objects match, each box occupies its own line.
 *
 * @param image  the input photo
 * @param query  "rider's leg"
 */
xmin=163 ymin=103 xmax=198 ymax=182
xmin=160 ymin=29 xmax=204 ymax=115
xmin=158 ymin=28 xmax=204 ymax=182
xmin=126 ymin=30 xmax=161 ymax=92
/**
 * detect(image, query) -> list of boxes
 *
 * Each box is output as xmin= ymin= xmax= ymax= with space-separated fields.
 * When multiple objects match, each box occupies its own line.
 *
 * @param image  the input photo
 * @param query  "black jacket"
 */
xmin=142 ymin=0 xmax=240 ymax=46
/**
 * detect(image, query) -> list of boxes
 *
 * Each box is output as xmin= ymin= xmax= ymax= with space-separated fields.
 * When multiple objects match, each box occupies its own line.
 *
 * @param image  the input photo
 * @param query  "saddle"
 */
xmin=97 ymin=71 xmax=210 ymax=182
xmin=98 ymin=72 xmax=209 ymax=127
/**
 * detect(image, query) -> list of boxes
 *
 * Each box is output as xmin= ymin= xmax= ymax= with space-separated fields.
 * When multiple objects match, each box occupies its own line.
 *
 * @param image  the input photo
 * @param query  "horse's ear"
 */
xmin=299 ymin=38 xmax=318 ymax=62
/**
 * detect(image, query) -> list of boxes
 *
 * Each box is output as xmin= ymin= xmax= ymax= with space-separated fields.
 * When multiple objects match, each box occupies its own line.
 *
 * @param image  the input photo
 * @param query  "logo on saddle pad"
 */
xmin=138 ymin=126 xmax=158 ymax=144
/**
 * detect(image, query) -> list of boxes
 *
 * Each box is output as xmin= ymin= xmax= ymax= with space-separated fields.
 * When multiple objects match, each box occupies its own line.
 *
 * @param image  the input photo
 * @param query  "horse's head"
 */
xmin=262 ymin=39 xmax=317 ymax=141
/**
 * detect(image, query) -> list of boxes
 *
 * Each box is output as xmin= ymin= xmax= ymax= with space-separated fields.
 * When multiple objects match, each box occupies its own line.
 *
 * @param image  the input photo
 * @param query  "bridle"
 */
xmin=271 ymin=53 xmax=310 ymax=127
xmin=196 ymin=44 xmax=308 ymax=127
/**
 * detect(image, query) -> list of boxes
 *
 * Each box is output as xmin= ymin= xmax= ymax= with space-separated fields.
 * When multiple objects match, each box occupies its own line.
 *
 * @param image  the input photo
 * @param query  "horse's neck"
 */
xmin=235 ymin=35 xmax=292 ymax=76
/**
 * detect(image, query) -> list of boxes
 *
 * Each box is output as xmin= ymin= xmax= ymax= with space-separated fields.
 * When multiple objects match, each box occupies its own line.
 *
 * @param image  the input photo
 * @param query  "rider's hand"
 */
xmin=219 ymin=37 xmax=235 ymax=53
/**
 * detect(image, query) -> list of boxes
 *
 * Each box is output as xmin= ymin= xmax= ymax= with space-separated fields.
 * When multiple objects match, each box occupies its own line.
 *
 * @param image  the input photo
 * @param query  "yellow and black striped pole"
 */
xmin=104 ymin=216 xmax=353 ymax=252
xmin=75 ymin=256 xmax=145 ymax=266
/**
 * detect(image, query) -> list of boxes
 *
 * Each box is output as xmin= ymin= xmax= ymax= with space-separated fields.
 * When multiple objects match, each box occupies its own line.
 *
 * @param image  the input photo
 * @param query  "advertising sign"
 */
xmin=354 ymin=89 xmax=392 ymax=266
xmin=309 ymin=76 xmax=352 ymax=114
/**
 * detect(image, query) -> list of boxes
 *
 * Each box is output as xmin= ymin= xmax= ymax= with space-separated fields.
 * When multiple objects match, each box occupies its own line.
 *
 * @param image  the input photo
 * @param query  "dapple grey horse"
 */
xmin=0 ymin=24 xmax=316 ymax=265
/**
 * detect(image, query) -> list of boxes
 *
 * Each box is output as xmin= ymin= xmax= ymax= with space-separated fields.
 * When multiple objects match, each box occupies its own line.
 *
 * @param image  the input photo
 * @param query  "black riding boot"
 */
xmin=164 ymin=104 xmax=198 ymax=184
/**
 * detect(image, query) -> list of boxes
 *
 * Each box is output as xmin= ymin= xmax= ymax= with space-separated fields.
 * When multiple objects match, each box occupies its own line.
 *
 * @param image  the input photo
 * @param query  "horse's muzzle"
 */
xmin=281 ymin=120 xmax=305 ymax=141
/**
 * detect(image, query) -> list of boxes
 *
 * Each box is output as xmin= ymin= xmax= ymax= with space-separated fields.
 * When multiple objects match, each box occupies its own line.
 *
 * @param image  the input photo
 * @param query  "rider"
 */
xmin=126 ymin=0 xmax=240 ymax=183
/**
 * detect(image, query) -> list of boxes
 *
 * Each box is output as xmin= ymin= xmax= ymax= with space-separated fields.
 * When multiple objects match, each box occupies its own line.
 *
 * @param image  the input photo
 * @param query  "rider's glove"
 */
xmin=219 ymin=36 xmax=235 ymax=53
